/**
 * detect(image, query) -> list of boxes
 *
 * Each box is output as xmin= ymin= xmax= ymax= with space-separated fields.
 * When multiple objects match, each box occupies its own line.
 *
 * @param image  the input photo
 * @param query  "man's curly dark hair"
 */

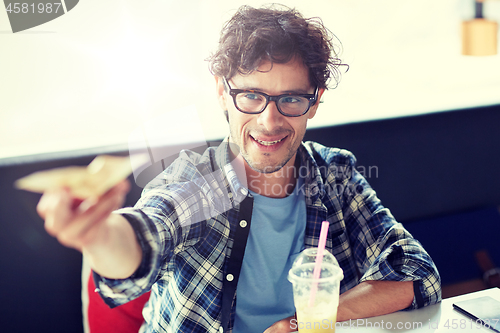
xmin=207 ymin=4 xmax=346 ymax=89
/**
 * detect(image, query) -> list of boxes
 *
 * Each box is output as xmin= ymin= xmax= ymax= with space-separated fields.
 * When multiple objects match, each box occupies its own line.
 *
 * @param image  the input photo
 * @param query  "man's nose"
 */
xmin=256 ymin=101 xmax=283 ymax=131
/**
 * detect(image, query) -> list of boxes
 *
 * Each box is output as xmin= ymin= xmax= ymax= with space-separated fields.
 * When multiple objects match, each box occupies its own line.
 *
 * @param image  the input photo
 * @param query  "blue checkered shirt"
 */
xmin=95 ymin=139 xmax=441 ymax=333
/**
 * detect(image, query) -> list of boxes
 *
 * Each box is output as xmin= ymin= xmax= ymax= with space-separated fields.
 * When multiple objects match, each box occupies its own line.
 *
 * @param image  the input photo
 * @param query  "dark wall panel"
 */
xmin=304 ymin=104 xmax=500 ymax=222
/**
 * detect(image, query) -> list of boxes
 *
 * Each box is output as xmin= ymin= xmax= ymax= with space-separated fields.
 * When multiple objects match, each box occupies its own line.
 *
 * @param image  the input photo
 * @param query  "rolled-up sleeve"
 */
xmin=343 ymin=156 xmax=441 ymax=309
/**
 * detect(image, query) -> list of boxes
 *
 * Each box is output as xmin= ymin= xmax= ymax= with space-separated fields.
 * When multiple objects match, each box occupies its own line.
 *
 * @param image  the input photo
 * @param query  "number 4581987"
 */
xmin=443 ymin=318 xmax=499 ymax=330
xmin=6 ymin=3 xmax=62 ymax=14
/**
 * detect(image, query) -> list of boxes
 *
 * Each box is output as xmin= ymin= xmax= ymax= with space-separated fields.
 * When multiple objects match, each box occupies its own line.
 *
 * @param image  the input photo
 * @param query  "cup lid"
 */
xmin=288 ymin=248 xmax=344 ymax=283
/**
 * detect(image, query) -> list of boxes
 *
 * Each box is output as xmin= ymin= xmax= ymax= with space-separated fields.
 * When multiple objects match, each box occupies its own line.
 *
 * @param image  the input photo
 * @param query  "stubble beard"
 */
xmin=242 ymin=151 xmax=295 ymax=174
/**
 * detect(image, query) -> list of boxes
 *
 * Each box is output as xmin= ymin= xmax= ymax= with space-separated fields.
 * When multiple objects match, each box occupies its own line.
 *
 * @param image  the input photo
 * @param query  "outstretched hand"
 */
xmin=36 ymin=179 xmax=141 ymax=279
xmin=37 ymin=180 xmax=130 ymax=252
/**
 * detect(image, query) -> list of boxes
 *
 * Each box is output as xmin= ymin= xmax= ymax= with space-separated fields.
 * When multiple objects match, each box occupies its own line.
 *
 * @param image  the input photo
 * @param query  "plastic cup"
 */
xmin=288 ymin=248 xmax=344 ymax=332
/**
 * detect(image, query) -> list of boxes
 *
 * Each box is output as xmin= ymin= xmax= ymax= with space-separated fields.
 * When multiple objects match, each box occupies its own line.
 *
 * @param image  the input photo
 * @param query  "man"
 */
xmin=37 ymin=5 xmax=441 ymax=333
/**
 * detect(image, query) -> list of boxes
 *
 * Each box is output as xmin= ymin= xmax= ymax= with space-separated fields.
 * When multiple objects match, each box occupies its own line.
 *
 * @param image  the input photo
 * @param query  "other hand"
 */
xmin=264 ymin=315 xmax=297 ymax=333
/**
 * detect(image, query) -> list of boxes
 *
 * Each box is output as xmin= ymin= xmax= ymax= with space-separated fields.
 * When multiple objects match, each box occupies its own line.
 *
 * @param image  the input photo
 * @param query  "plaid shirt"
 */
xmin=95 ymin=139 xmax=441 ymax=333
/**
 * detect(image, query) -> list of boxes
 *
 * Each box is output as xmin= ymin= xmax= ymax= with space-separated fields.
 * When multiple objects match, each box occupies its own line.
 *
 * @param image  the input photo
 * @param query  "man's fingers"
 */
xmin=55 ymin=180 xmax=131 ymax=249
xmin=39 ymin=188 xmax=75 ymax=237
xmin=36 ymin=179 xmax=131 ymax=250
xmin=263 ymin=315 xmax=297 ymax=333
xmin=36 ymin=188 xmax=60 ymax=219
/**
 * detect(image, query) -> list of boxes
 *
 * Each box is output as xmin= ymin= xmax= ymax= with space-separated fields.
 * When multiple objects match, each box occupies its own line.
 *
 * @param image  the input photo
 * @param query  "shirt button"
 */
xmin=240 ymin=188 xmax=248 ymax=196
xmin=226 ymin=274 xmax=234 ymax=282
xmin=239 ymin=220 xmax=247 ymax=228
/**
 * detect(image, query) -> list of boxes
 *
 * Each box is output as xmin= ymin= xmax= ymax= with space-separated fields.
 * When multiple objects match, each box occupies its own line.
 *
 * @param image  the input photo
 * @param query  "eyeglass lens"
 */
xmin=235 ymin=92 xmax=310 ymax=116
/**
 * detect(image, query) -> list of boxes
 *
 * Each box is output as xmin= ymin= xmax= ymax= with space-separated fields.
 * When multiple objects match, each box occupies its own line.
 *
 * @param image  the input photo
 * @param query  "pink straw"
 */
xmin=308 ymin=221 xmax=330 ymax=307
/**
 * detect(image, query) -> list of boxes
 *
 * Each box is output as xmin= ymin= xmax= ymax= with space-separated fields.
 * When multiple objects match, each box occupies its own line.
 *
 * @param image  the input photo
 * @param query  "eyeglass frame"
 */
xmin=223 ymin=77 xmax=319 ymax=117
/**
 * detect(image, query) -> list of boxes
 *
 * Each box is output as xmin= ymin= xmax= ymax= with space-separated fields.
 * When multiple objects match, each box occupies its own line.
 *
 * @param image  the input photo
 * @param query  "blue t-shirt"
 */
xmin=233 ymin=177 xmax=306 ymax=332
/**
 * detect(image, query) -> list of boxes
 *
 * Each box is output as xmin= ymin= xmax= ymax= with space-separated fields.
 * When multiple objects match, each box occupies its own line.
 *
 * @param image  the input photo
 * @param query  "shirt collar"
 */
xmin=296 ymin=143 xmax=326 ymax=204
xmin=213 ymin=137 xmax=249 ymax=204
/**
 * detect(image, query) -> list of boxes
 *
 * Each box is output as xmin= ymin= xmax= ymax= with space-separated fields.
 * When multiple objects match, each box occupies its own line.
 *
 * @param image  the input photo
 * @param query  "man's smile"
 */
xmin=249 ymin=133 xmax=289 ymax=151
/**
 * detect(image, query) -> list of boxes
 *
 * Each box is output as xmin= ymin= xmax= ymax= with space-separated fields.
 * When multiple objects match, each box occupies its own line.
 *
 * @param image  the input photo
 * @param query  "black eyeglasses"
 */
xmin=223 ymin=77 xmax=318 ymax=117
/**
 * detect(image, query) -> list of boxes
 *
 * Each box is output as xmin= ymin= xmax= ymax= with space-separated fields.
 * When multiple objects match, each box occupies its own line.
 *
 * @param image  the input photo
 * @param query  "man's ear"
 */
xmin=307 ymin=88 xmax=325 ymax=120
xmin=215 ymin=76 xmax=227 ymax=111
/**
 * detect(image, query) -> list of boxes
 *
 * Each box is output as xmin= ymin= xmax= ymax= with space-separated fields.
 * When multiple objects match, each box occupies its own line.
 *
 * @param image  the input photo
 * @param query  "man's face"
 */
xmin=216 ymin=58 xmax=324 ymax=174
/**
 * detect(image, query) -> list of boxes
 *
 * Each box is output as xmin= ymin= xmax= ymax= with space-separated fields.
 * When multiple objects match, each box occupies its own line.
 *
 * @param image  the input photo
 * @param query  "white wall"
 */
xmin=1 ymin=0 xmax=499 ymax=159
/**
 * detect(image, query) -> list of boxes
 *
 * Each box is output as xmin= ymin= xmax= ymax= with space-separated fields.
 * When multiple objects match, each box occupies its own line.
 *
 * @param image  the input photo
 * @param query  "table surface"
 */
xmin=335 ymin=287 xmax=500 ymax=332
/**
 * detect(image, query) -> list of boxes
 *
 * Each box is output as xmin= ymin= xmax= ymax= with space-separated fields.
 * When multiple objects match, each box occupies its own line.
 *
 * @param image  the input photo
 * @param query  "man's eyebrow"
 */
xmin=238 ymin=86 xmax=312 ymax=94
xmin=282 ymin=89 xmax=311 ymax=94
